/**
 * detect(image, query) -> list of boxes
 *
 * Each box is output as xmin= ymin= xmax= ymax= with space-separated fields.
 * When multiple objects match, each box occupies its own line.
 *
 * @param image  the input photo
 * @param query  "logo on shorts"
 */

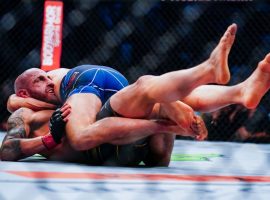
xmin=66 ymin=71 xmax=79 ymax=90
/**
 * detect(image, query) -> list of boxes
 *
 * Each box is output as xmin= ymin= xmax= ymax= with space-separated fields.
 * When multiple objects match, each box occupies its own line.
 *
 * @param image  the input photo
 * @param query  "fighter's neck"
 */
xmin=47 ymin=68 xmax=70 ymax=103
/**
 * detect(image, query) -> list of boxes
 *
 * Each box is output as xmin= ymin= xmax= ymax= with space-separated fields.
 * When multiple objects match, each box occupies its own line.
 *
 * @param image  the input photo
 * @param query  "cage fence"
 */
xmin=1 ymin=0 xmax=270 ymax=143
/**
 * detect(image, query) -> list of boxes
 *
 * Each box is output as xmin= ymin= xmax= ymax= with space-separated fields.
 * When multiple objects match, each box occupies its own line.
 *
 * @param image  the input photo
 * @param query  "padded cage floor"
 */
xmin=1 ymin=132 xmax=270 ymax=200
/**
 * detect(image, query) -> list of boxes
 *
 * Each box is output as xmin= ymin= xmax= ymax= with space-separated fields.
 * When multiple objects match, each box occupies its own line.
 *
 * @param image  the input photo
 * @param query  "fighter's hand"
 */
xmin=49 ymin=103 xmax=71 ymax=144
xmin=191 ymin=115 xmax=208 ymax=141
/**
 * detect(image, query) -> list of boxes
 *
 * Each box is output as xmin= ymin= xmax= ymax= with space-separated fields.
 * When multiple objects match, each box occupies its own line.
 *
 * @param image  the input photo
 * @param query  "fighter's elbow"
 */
xmin=1 ymin=155 xmax=16 ymax=161
xmin=68 ymin=129 xmax=101 ymax=151
xmin=7 ymin=97 xmax=18 ymax=113
xmin=67 ymin=132 xmax=90 ymax=151
xmin=0 ymin=149 xmax=19 ymax=161
xmin=69 ymin=139 xmax=84 ymax=151
xmin=67 ymin=133 xmax=82 ymax=150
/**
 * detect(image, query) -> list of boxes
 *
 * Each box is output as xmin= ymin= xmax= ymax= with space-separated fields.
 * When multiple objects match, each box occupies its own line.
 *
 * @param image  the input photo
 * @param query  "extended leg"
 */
xmin=111 ymin=24 xmax=237 ymax=118
xmin=182 ymin=53 xmax=270 ymax=112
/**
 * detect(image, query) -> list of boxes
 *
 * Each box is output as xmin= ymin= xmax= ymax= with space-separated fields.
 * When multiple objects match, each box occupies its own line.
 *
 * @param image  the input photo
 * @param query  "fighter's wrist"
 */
xmin=41 ymin=133 xmax=58 ymax=150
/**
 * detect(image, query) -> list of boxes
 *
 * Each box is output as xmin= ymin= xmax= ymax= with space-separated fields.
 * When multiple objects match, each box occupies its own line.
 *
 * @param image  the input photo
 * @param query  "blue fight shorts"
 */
xmin=60 ymin=65 xmax=129 ymax=104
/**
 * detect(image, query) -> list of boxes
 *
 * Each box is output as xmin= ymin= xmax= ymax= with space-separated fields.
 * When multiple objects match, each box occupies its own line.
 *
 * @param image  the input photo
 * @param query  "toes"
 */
xmin=220 ymin=24 xmax=237 ymax=46
xmin=228 ymin=24 xmax=237 ymax=45
xmin=221 ymin=24 xmax=237 ymax=44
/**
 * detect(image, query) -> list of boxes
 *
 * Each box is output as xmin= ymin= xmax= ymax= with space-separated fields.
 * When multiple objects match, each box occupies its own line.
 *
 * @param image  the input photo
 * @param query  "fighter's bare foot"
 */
xmin=207 ymin=23 xmax=237 ymax=84
xmin=158 ymin=101 xmax=195 ymax=130
xmin=158 ymin=102 xmax=207 ymax=139
xmin=242 ymin=53 xmax=270 ymax=109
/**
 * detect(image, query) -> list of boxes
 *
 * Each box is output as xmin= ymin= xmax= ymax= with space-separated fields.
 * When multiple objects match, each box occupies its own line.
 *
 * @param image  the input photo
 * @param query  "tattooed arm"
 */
xmin=0 ymin=108 xmax=48 ymax=161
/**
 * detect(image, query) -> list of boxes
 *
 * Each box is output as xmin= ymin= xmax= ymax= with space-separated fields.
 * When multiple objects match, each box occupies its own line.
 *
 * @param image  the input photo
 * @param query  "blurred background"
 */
xmin=1 ymin=0 xmax=270 ymax=143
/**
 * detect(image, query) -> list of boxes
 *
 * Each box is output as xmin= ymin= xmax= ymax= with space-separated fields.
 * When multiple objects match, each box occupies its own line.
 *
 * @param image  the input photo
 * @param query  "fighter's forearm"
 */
xmin=72 ymin=117 xmax=180 ymax=151
xmin=0 ymin=137 xmax=46 ymax=161
xmin=7 ymin=94 xmax=57 ymax=113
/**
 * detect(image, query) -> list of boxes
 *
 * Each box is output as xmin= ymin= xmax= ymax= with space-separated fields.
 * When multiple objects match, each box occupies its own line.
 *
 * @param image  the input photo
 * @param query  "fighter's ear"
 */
xmin=17 ymin=89 xmax=30 ymax=98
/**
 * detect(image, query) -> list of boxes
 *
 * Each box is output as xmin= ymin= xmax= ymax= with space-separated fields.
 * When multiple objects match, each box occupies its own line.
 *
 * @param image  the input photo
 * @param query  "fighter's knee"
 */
xmin=133 ymin=75 xmax=156 ymax=98
xmin=136 ymin=75 xmax=155 ymax=83
xmin=135 ymin=75 xmax=155 ymax=87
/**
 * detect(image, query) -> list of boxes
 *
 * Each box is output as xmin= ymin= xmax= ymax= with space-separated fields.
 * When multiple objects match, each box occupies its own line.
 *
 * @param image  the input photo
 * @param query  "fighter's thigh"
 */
xmin=144 ymin=133 xmax=175 ymax=167
xmin=65 ymin=93 xmax=102 ymax=136
xmin=110 ymin=75 xmax=157 ymax=118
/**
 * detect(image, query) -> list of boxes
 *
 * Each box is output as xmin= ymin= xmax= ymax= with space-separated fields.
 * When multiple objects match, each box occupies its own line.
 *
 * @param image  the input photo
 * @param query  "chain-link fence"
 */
xmin=1 ymin=0 xmax=270 ymax=142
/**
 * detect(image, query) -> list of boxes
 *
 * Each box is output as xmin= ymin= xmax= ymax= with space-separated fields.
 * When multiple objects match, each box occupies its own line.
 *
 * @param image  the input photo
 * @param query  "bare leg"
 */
xmin=182 ymin=85 xmax=243 ymax=112
xmin=183 ymin=53 xmax=270 ymax=112
xmin=241 ymin=53 xmax=270 ymax=109
xmin=111 ymin=24 xmax=237 ymax=118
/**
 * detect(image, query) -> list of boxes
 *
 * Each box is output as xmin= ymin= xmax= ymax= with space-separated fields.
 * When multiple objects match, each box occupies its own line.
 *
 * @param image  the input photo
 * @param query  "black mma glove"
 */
xmin=49 ymin=108 xmax=66 ymax=144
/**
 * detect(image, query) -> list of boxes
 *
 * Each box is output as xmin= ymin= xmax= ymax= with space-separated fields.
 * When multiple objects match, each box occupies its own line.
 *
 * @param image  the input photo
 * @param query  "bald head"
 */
xmin=14 ymin=68 xmax=59 ymax=104
xmin=14 ymin=68 xmax=45 ymax=95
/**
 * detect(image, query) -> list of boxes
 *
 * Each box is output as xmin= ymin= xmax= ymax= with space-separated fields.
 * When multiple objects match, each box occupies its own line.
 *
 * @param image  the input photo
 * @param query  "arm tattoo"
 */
xmin=0 ymin=109 xmax=27 ymax=160
xmin=6 ymin=109 xmax=27 ymax=138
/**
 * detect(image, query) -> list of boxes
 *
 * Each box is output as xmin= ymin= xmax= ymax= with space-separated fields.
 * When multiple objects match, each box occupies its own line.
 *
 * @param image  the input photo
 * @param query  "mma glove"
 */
xmin=49 ymin=108 xmax=66 ymax=144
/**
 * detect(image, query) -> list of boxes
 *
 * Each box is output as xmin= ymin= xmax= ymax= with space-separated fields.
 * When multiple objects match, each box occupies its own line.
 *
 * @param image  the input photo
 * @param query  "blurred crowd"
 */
xmin=1 ymin=0 xmax=270 ymax=143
